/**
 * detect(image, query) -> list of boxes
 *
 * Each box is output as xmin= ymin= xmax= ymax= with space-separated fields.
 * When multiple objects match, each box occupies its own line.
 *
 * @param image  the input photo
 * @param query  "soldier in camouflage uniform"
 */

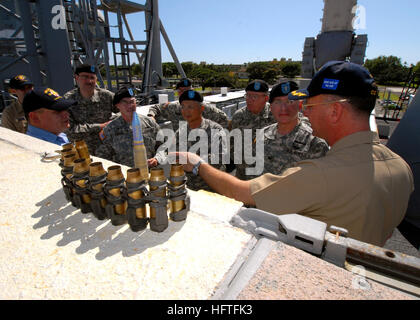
xmin=96 ymin=87 xmax=165 ymax=168
xmin=241 ymin=81 xmax=329 ymax=180
xmin=64 ymin=64 xmax=118 ymax=156
xmin=173 ymin=90 xmax=227 ymax=192
xmin=230 ymin=80 xmax=276 ymax=179
xmin=1 ymin=75 xmax=33 ymax=133
xmin=147 ymin=78 xmax=229 ymax=131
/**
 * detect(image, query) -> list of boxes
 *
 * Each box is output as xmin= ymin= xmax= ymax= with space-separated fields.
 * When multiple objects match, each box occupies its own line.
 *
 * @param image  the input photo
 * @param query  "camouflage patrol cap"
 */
xmin=113 ymin=86 xmax=136 ymax=105
xmin=269 ymin=81 xmax=299 ymax=103
xmin=9 ymin=75 xmax=33 ymax=89
xmin=176 ymin=78 xmax=193 ymax=89
xmin=246 ymin=80 xmax=269 ymax=93
xmin=75 ymin=64 xmax=97 ymax=75
xmin=179 ymin=90 xmax=203 ymax=104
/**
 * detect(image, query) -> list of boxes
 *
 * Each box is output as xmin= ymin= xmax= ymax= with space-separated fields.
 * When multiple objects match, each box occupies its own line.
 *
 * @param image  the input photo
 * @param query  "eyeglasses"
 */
xmin=301 ymin=99 xmax=347 ymax=112
xmin=271 ymin=100 xmax=296 ymax=107
xmin=245 ymin=93 xmax=267 ymax=101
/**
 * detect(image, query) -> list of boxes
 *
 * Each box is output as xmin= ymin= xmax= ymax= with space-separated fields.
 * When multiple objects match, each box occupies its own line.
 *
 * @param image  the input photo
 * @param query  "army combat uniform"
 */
xmin=174 ymin=118 xmax=227 ymax=192
xmin=242 ymin=121 xmax=329 ymax=180
xmin=1 ymin=99 xmax=27 ymax=133
xmin=230 ymin=102 xmax=276 ymax=179
xmin=148 ymin=100 xmax=229 ymax=131
xmin=96 ymin=114 xmax=165 ymax=168
xmin=64 ymin=87 xmax=118 ymax=155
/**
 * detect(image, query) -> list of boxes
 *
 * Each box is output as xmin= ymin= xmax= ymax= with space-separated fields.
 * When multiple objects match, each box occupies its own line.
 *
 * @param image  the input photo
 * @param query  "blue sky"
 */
xmin=117 ymin=0 xmax=420 ymax=66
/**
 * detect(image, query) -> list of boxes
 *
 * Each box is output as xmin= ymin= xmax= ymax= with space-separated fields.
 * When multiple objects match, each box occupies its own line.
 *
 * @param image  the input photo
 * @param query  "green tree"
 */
xmin=131 ymin=63 xmax=142 ymax=77
xmin=413 ymin=61 xmax=420 ymax=83
xmin=162 ymin=62 xmax=178 ymax=78
xmin=246 ymin=62 xmax=270 ymax=80
xmin=181 ymin=62 xmax=196 ymax=76
xmin=281 ymin=62 xmax=301 ymax=78
xmin=364 ymin=56 xmax=409 ymax=85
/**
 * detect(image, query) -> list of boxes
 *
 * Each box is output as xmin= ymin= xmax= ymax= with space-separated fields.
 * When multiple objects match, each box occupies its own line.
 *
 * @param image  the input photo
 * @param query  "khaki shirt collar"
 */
xmin=330 ymin=131 xmax=380 ymax=153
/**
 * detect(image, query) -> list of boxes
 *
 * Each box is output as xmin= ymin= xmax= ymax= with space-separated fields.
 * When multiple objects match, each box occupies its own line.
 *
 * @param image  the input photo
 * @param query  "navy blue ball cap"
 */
xmin=179 ymin=90 xmax=203 ymax=104
xmin=9 ymin=74 xmax=33 ymax=89
xmin=176 ymin=78 xmax=192 ymax=89
xmin=75 ymin=63 xmax=96 ymax=75
xmin=289 ymin=61 xmax=378 ymax=100
xmin=113 ymin=86 xmax=136 ymax=105
xmin=269 ymin=81 xmax=299 ymax=103
xmin=23 ymin=87 xmax=76 ymax=114
xmin=246 ymin=79 xmax=269 ymax=93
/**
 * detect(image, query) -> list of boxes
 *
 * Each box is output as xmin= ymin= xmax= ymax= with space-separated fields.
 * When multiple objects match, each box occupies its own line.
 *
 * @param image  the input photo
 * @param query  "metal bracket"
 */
xmin=231 ymin=208 xmax=328 ymax=256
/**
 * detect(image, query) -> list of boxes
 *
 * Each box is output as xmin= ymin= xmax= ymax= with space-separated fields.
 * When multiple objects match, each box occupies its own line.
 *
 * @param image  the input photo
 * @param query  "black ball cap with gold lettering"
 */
xmin=23 ymin=87 xmax=76 ymax=113
xmin=9 ymin=75 xmax=33 ymax=89
xmin=289 ymin=61 xmax=378 ymax=100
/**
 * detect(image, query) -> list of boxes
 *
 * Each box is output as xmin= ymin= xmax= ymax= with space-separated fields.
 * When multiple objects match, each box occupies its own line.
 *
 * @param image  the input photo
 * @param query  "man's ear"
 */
xmin=28 ymin=111 xmax=40 ymax=124
xmin=329 ymin=102 xmax=344 ymax=124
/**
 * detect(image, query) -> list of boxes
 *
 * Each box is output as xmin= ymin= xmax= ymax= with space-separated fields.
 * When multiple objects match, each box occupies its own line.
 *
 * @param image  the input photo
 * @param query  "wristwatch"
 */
xmin=192 ymin=159 xmax=204 ymax=176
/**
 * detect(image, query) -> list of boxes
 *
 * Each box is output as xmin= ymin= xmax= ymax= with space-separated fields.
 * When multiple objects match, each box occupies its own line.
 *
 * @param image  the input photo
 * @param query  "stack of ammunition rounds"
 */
xmin=58 ymin=141 xmax=190 ymax=233
xmin=104 ymin=165 xmax=128 ymax=226
xmin=88 ymin=162 xmax=108 ymax=220
xmin=168 ymin=164 xmax=190 ymax=221
xmin=148 ymin=167 xmax=169 ymax=232
xmin=126 ymin=168 xmax=149 ymax=232
xmin=72 ymin=158 xmax=92 ymax=213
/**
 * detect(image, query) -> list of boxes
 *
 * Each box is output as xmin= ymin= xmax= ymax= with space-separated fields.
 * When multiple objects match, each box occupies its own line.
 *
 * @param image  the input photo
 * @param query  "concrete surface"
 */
xmin=237 ymin=241 xmax=414 ymax=300
xmin=0 ymin=127 xmax=251 ymax=299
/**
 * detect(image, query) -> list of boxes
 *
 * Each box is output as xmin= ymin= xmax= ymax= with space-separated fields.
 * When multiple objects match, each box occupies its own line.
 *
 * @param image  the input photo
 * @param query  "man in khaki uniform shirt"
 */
xmin=175 ymin=61 xmax=414 ymax=246
xmin=1 ymin=75 xmax=33 ymax=133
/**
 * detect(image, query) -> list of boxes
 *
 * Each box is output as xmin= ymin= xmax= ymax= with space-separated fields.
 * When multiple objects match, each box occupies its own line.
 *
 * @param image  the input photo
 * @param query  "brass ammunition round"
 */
xmin=126 ymin=168 xmax=147 ymax=219
xmin=170 ymin=200 xmax=185 ymax=213
xmin=106 ymin=166 xmax=126 ymax=215
xmin=107 ymin=165 xmax=124 ymax=181
xmin=73 ymin=158 xmax=89 ymax=174
xmin=169 ymin=164 xmax=186 ymax=213
xmin=73 ymin=159 xmax=91 ymax=204
xmin=170 ymin=164 xmax=185 ymax=187
xmin=89 ymin=162 xmax=107 ymax=177
xmin=89 ymin=162 xmax=107 ymax=208
xmin=126 ymin=168 xmax=142 ymax=184
xmin=75 ymin=140 xmax=91 ymax=162
xmin=63 ymin=153 xmax=77 ymax=168
xmin=62 ymin=148 xmax=79 ymax=161
xmin=61 ymin=142 xmax=74 ymax=151
xmin=149 ymin=167 xmax=166 ymax=198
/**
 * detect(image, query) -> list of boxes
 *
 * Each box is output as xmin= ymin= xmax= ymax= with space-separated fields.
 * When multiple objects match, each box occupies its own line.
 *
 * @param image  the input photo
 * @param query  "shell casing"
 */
xmin=61 ymin=142 xmax=74 ymax=151
xmin=169 ymin=164 xmax=186 ymax=213
xmin=89 ymin=162 xmax=107 ymax=208
xmin=149 ymin=167 xmax=166 ymax=198
xmin=170 ymin=164 xmax=184 ymax=187
xmin=126 ymin=168 xmax=147 ymax=218
xmin=106 ymin=166 xmax=126 ymax=215
xmin=73 ymin=158 xmax=91 ymax=204
xmin=75 ymin=140 xmax=91 ymax=164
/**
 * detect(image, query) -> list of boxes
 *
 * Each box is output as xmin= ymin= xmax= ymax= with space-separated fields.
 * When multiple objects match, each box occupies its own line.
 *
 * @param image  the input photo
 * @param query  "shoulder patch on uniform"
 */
xmin=99 ymin=129 xmax=106 ymax=141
